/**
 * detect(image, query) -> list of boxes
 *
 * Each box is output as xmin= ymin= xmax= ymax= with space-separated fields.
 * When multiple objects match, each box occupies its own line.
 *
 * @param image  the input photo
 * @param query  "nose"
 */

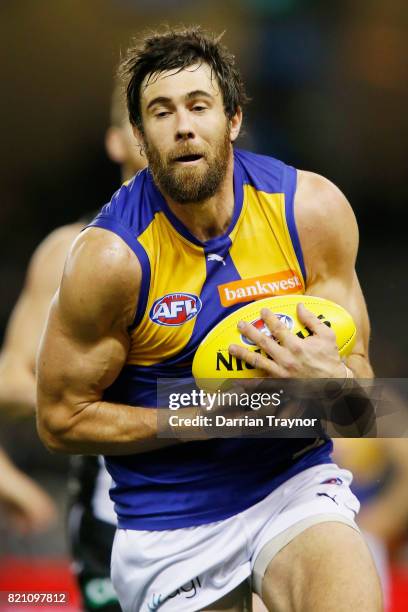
xmin=175 ymin=108 xmax=195 ymax=141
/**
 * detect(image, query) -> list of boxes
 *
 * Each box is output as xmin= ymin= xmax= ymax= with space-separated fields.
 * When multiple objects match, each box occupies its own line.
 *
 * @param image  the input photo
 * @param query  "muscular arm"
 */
xmin=295 ymin=170 xmax=373 ymax=378
xmin=37 ymin=228 xmax=175 ymax=455
xmin=0 ymin=224 xmax=82 ymax=417
xmin=229 ymin=171 xmax=373 ymax=381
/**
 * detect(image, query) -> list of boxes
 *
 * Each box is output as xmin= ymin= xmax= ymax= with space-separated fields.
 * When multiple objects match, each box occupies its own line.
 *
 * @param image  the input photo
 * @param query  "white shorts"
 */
xmin=111 ymin=463 xmax=360 ymax=612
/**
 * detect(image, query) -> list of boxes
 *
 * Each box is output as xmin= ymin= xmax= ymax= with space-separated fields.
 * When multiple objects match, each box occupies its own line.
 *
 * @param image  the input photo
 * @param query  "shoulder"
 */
xmin=295 ymin=170 xmax=358 ymax=236
xmin=66 ymin=226 xmax=140 ymax=282
xmin=294 ymin=171 xmax=359 ymax=279
xmin=25 ymin=223 xmax=83 ymax=294
xmin=58 ymin=227 xmax=141 ymax=333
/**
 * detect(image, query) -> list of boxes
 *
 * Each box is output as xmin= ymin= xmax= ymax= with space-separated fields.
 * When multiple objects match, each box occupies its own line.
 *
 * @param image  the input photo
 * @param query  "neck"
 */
xmin=121 ymin=163 xmax=138 ymax=183
xmin=163 ymin=153 xmax=235 ymax=242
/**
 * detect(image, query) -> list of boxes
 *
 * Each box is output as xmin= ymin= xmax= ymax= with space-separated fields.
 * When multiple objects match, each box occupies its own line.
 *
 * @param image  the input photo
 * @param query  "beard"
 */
xmin=144 ymin=124 xmax=231 ymax=204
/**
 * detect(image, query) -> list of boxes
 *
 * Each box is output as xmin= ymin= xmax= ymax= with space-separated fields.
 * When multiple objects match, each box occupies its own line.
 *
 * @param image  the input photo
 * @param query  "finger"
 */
xmin=297 ymin=302 xmax=330 ymax=336
xmin=260 ymin=308 xmax=299 ymax=347
xmin=228 ymin=344 xmax=282 ymax=376
xmin=237 ymin=319 xmax=284 ymax=360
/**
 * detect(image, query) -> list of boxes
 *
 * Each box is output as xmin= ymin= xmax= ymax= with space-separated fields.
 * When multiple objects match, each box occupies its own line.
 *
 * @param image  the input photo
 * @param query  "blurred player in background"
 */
xmin=0 ymin=446 xmax=56 ymax=535
xmin=37 ymin=27 xmax=382 ymax=611
xmin=334 ymin=438 xmax=408 ymax=611
xmin=0 ymin=84 xmax=146 ymax=611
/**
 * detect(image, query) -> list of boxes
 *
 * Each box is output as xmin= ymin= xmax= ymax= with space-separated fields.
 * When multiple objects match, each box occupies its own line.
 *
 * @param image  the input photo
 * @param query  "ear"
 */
xmin=132 ymin=125 xmax=145 ymax=148
xmin=229 ymin=107 xmax=243 ymax=143
xmin=105 ymin=127 xmax=128 ymax=164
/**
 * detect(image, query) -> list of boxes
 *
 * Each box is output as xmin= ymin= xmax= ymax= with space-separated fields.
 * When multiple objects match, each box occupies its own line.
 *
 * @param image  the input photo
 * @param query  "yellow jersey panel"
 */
xmin=127 ymin=212 xmax=207 ymax=366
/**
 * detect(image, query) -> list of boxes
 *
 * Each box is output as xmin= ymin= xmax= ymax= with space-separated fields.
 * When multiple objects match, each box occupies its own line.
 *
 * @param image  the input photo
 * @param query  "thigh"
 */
xmin=203 ymin=579 xmax=251 ymax=611
xmin=111 ymin=520 xmax=250 ymax=611
xmin=262 ymin=522 xmax=383 ymax=612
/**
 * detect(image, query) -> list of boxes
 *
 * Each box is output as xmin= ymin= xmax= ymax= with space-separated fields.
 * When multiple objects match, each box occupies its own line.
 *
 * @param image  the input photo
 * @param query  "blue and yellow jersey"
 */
xmin=89 ymin=149 xmax=332 ymax=530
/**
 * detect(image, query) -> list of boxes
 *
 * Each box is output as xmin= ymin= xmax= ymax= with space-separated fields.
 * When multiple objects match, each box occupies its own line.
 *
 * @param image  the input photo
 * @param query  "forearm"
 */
xmin=0 ymin=357 xmax=36 ymax=418
xmin=0 ymin=447 xmax=16 ymax=475
xmin=346 ymin=353 xmax=374 ymax=378
xmin=0 ymin=448 xmax=23 ymax=495
xmin=37 ymin=398 xmax=180 ymax=455
xmin=328 ymin=355 xmax=376 ymax=437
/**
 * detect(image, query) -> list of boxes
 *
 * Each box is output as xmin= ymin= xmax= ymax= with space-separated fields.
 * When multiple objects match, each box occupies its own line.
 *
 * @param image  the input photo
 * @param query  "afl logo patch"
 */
xmin=241 ymin=313 xmax=294 ymax=345
xmin=150 ymin=293 xmax=202 ymax=326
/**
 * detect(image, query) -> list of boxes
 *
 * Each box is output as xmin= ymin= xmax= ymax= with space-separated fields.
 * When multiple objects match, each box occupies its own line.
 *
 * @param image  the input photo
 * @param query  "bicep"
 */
xmin=37 ymin=294 xmax=129 ymax=416
xmin=36 ymin=228 xmax=140 ymax=431
xmin=296 ymin=171 xmax=371 ymax=362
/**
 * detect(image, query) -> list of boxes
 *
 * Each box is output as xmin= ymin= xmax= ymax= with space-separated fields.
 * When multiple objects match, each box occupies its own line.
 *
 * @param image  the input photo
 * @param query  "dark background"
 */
xmin=1 ymin=0 xmax=407 ymax=376
xmin=0 ymin=2 xmax=407 ymax=590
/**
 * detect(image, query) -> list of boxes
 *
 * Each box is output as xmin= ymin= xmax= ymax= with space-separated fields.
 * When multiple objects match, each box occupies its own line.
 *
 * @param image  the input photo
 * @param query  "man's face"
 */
xmin=138 ymin=63 xmax=235 ymax=204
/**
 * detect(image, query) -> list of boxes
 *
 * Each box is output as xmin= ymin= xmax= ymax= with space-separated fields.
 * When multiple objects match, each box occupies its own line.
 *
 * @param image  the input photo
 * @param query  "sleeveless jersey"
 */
xmin=89 ymin=148 xmax=333 ymax=530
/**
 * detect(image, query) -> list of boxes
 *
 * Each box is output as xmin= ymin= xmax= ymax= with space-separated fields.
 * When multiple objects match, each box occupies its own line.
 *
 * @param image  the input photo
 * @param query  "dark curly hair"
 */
xmin=118 ymin=26 xmax=249 ymax=131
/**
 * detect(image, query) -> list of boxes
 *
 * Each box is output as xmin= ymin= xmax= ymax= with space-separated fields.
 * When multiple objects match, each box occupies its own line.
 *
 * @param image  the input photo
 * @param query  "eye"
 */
xmin=192 ymin=105 xmax=206 ymax=112
xmin=156 ymin=110 xmax=171 ymax=118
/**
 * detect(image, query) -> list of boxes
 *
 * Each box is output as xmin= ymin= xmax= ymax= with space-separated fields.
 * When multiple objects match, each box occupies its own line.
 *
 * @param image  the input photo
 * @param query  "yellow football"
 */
xmin=192 ymin=295 xmax=356 ymax=388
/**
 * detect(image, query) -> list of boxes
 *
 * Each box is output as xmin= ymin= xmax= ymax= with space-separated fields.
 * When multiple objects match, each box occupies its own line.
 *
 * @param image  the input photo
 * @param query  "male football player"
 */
xmin=37 ymin=27 xmax=382 ymax=611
